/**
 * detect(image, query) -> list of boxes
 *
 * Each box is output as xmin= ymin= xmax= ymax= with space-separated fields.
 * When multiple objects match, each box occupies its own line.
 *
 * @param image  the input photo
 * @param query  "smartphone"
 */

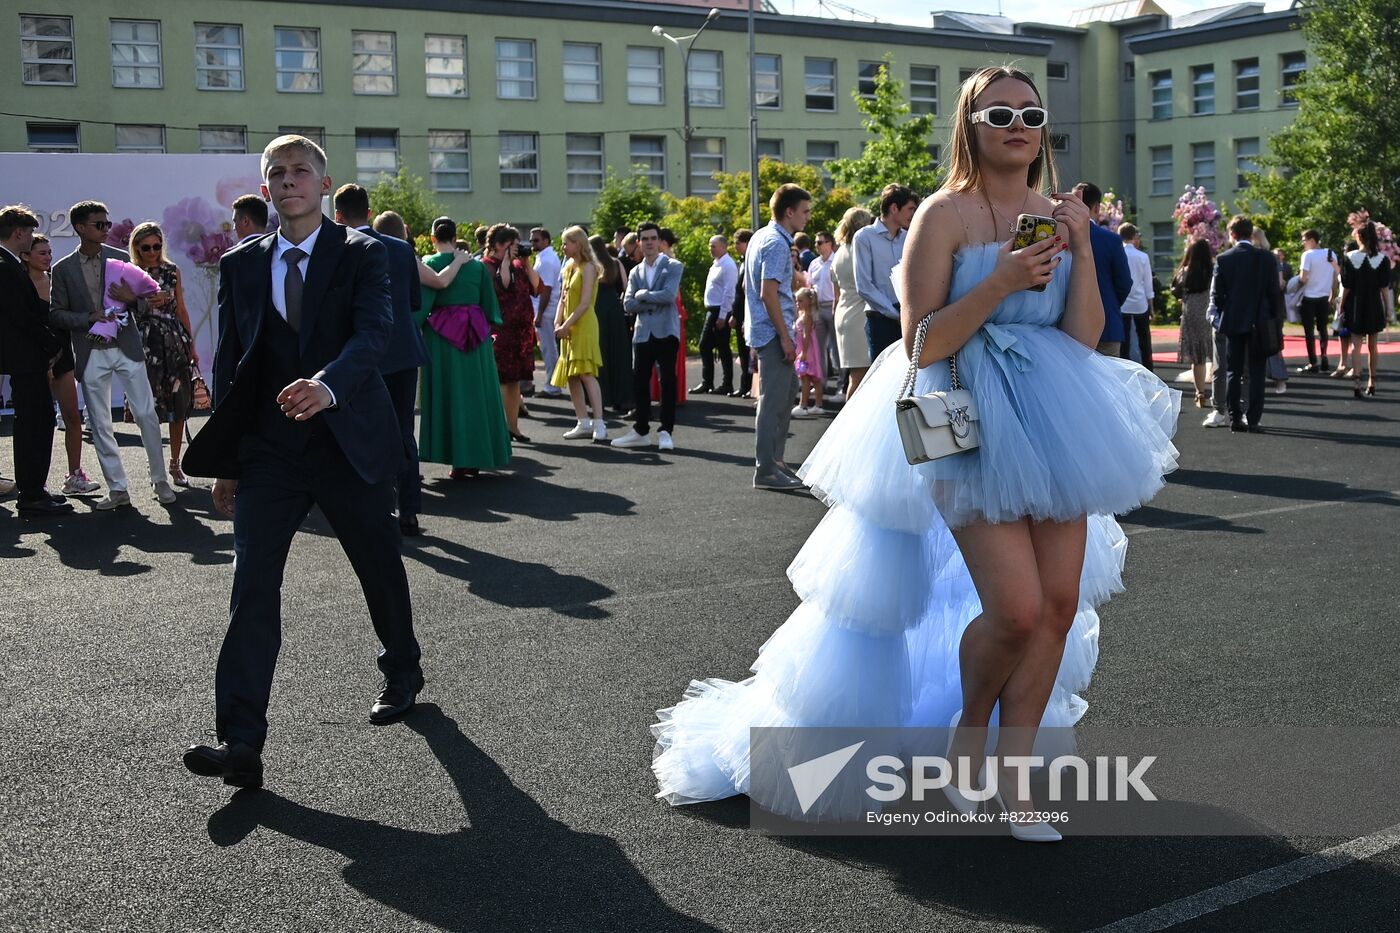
xmin=1013 ymin=213 xmax=1059 ymax=291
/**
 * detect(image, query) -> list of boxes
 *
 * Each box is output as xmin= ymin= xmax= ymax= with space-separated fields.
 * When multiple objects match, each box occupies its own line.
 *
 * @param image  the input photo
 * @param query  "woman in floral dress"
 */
xmin=129 ymin=222 xmax=196 ymax=485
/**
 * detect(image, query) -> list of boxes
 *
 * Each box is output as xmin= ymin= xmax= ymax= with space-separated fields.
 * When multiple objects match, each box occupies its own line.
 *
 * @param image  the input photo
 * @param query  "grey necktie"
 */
xmin=283 ymin=246 xmax=306 ymax=332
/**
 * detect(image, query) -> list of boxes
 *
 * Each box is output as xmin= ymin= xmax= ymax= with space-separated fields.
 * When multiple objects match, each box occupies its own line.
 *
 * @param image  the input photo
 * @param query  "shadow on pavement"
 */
xmin=1165 ymin=468 xmax=1400 ymax=505
xmin=403 ymin=535 xmax=613 ymax=619
xmin=206 ymin=704 xmax=717 ymax=933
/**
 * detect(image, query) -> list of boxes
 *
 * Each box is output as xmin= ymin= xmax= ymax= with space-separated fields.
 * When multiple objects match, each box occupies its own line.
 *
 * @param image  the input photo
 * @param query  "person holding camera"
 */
xmin=485 ymin=224 xmax=540 ymax=443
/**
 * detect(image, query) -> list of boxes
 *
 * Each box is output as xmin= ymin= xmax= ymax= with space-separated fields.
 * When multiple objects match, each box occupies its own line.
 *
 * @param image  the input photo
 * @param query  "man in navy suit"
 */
xmin=332 ymin=184 xmax=429 ymax=536
xmin=1209 ymin=214 xmax=1283 ymax=433
xmin=1073 ymin=182 xmax=1132 ymax=356
xmin=181 ymin=136 xmax=422 ymax=788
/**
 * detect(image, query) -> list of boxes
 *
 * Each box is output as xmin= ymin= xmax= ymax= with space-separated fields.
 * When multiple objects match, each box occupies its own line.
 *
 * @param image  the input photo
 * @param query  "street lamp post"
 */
xmin=653 ymin=8 xmax=721 ymax=199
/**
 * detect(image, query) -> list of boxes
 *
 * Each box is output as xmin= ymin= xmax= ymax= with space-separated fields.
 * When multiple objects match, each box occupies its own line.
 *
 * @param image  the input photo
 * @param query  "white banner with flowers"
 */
xmin=1 ymin=153 xmax=267 ymax=405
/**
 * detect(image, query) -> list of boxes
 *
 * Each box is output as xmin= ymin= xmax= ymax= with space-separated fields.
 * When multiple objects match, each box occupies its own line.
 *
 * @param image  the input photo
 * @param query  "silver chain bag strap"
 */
xmin=895 ymin=315 xmax=980 ymax=464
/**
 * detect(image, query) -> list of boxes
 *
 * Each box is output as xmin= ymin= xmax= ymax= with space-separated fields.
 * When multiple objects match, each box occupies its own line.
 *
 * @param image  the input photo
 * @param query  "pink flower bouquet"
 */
xmin=1348 ymin=209 xmax=1400 ymax=268
xmin=1172 ymin=186 xmax=1224 ymax=253
xmin=88 ymin=259 xmax=160 ymax=344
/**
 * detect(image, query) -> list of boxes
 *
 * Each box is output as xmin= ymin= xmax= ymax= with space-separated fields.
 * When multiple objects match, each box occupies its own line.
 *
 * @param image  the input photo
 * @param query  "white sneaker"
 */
xmin=791 ymin=405 xmax=813 ymax=418
xmin=562 ymin=420 xmax=594 ymax=439
xmin=657 ymin=430 xmax=675 ymax=451
xmin=94 ymin=490 xmax=132 ymax=511
xmin=1274 ymin=381 xmax=1288 ymax=395
xmin=153 ymin=481 xmax=178 ymax=504
xmin=806 ymin=405 xmax=826 ymax=416
xmin=592 ymin=422 xmax=608 ymax=442
xmin=611 ymin=429 xmax=654 ymax=448
xmin=828 ymin=391 xmax=846 ymax=404
xmin=62 ymin=469 xmax=101 ymax=495
xmin=1202 ymin=410 xmax=1230 ymax=428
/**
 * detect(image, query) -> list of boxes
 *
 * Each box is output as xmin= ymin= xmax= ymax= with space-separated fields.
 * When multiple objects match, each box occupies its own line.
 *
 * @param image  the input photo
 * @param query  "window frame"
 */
xmin=687 ymin=49 xmax=724 ymax=108
xmin=565 ymin=132 xmax=605 ymax=193
xmin=274 ymin=26 xmax=322 ymax=93
xmin=1191 ymin=141 xmax=1215 ymax=194
xmin=1234 ymin=57 xmax=1260 ymax=111
xmin=1191 ymin=64 xmax=1215 ymax=115
xmin=628 ymin=134 xmax=666 ymax=188
xmin=756 ymin=138 xmax=784 ymax=161
xmin=428 ymin=130 xmax=472 ymax=193
xmin=499 ymin=132 xmax=541 ymax=192
xmin=1150 ymin=145 xmax=1173 ymax=197
xmin=909 ymin=64 xmax=938 ymax=115
xmin=278 ymin=126 xmax=325 ymax=148
xmin=26 ymin=122 xmax=80 ymax=153
xmin=1280 ymin=51 xmax=1306 ymax=106
xmin=804 ymin=57 xmax=835 ymax=112
xmin=354 ymin=128 xmax=399 ymax=185
xmin=1046 ymin=60 xmax=1069 ymax=81
xmin=199 ymin=124 xmax=247 ymax=154
xmin=20 ymin=14 xmax=76 ymax=86
xmin=1124 ymin=62 xmax=1136 ymax=81
xmin=627 ymin=46 xmax=665 ymax=106
xmin=563 ymin=42 xmax=603 ymax=103
xmin=754 ymin=52 xmax=781 ymax=110
xmin=115 ymin=123 xmax=165 ymax=153
xmin=425 ymin=34 xmax=467 ymax=98
xmin=1150 ymin=223 xmax=1176 ymax=275
xmin=194 ymin=23 xmax=244 ymax=91
xmin=1150 ymin=69 xmax=1172 ymax=121
xmin=110 ymin=18 xmax=162 ymax=89
xmin=688 ymin=136 xmax=725 ymax=195
xmin=351 ymin=30 xmax=397 ymax=96
xmin=1049 ymin=133 xmax=1070 ymax=153
xmin=495 ymin=38 xmax=537 ymax=101
xmin=1234 ymin=137 xmax=1260 ymax=189
xmin=857 ymin=60 xmax=884 ymax=99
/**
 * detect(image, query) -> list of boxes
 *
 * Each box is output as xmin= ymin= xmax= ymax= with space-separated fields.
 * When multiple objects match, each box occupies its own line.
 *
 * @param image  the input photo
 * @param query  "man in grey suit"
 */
xmin=613 ymin=221 xmax=682 ymax=451
xmin=49 ymin=200 xmax=175 ymax=510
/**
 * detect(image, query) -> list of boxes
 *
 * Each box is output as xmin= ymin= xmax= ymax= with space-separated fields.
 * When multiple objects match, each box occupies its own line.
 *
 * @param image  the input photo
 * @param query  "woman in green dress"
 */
xmin=415 ymin=217 xmax=512 ymax=478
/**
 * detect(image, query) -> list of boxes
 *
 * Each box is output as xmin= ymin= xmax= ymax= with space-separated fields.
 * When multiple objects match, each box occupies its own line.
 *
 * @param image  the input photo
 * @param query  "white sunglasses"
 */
xmin=969 ymin=106 xmax=1049 ymax=129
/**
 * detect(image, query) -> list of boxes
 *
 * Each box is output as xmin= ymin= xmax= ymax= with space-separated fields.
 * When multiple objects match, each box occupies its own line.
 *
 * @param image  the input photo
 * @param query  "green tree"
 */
xmin=707 ymin=159 xmax=856 ymax=239
xmin=591 ymin=168 xmax=665 ymax=237
xmin=1247 ymin=0 xmax=1400 ymax=249
xmin=367 ymin=168 xmax=447 ymax=242
xmin=827 ymin=54 xmax=941 ymax=200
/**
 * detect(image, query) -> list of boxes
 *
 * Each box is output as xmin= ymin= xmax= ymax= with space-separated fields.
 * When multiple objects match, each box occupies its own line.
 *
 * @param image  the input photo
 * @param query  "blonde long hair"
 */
xmin=562 ymin=225 xmax=601 ymax=276
xmin=834 ymin=207 xmax=874 ymax=246
xmin=943 ymin=66 xmax=1057 ymax=196
xmin=128 ymin=221 xmax=171 ymax=267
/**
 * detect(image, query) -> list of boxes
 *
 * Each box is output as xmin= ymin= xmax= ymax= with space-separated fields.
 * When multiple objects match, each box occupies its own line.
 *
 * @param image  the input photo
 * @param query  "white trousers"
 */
xmin=536 ymin=319 xmax=560 ymax=391
xmin=82 ymin=347 xmax=169 ymax=492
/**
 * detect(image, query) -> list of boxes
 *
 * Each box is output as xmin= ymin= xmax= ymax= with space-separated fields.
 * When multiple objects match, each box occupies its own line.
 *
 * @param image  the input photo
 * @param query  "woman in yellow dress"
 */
xmin=552 ymin=225 xmax=607 ymax=441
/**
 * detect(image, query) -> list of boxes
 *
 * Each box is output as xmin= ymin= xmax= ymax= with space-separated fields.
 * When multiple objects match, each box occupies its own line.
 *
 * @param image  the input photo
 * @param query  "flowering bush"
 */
xmin=1346 ymin=209 xmax=1400 ymax=267
xmin=1097 ymin=190 xmax=1125 ymax=231
xmin=1172 ymin=186 xmax=1224 ymax=253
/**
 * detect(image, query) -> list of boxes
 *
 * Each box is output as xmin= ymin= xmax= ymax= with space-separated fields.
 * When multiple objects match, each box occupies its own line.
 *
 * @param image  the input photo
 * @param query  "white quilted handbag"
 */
xmin=895 ymin=315 xmax=979 ymax=465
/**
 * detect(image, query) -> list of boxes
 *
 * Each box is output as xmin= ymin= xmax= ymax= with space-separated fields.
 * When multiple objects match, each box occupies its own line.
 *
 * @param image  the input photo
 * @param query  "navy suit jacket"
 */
xmin=1210 ymin=241 xmax=1283 ymax=337
xmin=358 ymin=226 xmax=428 ymax=375
xmin=182 ymin=218 xmax=399 ymax=484
xmin=1088 ymin=223 xmax=1132 ymax=344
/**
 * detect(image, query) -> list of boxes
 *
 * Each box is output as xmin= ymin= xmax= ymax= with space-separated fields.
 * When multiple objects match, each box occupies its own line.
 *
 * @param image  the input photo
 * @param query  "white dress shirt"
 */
xmin=1121 ymin=242 xmax=1153 ymax=315
xmin=643 ymin=255 xmax=659 ymax=288
xmin=703 ymin=252 xmax=738 ymax=312
xmin=808 ymin=253 xmax=835 ymax=304
xmin=272 ymin=224 xmax=320 ymax=323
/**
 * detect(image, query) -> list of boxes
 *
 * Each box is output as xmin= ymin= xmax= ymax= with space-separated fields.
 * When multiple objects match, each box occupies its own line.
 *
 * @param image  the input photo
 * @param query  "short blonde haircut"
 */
xmin=261 ymin=134 xmax=327 ymax=179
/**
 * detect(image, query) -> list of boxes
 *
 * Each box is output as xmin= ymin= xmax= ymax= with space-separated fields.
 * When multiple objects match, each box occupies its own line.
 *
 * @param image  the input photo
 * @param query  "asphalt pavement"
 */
xmin=2 ymin=359 xmax=1398 ymax=933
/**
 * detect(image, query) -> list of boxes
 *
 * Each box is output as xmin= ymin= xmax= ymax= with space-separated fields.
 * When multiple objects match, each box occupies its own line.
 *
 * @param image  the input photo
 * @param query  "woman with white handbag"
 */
xmin=652 ymin=68 xmax=1179 ymax=840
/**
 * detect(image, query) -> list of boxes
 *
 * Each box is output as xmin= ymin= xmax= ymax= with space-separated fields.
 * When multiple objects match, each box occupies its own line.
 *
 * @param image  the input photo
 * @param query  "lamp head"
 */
xmin=707 ymin=8 xmax=721 ymax=19
xmin=651 ymin=25 xmax=664 ymax=35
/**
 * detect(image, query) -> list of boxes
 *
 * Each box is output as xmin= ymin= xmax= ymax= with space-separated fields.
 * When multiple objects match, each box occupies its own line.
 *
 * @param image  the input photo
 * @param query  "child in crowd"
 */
xmin=792 ymin=287 xmax=824 ymax=418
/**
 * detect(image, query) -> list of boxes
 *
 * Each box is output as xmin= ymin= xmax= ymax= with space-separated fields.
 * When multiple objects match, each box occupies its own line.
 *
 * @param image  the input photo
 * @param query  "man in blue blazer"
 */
xmin=1074 ymin=182 xmax=1132 ymax=355
xmin=333 ymin=184 xmax=429 ymax=536
xmin=181 ymin=136 xmax=422 ymax=788
xmin=1209 ymin=214 xmax=1283 ymax=432
xmin=613 ymin=221 xmax=683 ymax=451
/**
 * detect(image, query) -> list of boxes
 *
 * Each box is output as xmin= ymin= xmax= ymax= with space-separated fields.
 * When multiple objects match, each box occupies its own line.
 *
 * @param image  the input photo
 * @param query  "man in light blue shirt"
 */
xmin=852 ymin=183 xmax=918 ymax=360
xmin=746 ymin=184 xmax=811 ymax=490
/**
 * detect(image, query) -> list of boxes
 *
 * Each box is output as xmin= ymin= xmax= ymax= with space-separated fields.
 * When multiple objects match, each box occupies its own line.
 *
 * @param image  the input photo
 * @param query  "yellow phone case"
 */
xmin=1013 ymin=214 xmax=1058 ymax=251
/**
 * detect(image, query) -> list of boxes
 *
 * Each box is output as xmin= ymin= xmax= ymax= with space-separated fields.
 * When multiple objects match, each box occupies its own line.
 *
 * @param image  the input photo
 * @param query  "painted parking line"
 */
xmin=1124 ymin=489 xmax=1400 ymax=537
xmin=1086 ymin=822 xmax=1400 ymax=932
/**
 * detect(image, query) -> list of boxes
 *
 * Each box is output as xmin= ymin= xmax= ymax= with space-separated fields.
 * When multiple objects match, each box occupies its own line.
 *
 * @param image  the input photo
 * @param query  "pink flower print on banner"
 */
xmin=162 ymin=197 xmax=236 ymax=267
xmin=105 ymin=218 xmax=136 ymax=250
xmin=216 ymin=175 xmax=265 ymax=213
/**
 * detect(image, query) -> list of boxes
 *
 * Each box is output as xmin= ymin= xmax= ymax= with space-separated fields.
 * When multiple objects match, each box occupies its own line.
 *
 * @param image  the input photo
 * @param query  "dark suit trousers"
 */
xmin=698 ymin=307 xmax=733 ymax=389
xmin=1119 ymin=313 xmax=1155 ymax=371
xmin=9 ymin=372 xmax=56 ymax=500
xmin=865 ymin=313 xmax=901 ymax=361
xmin=1225 ymin=333 xmax=1267 ymax=426
xmin=382 ymin=367 xmax=421 ymax=521
xmin=733 ymin=317 xmax=752 ymax=392
xmin=216 ymin=433 xmax=420 ymax=751
xmin=632 ymin=336 xmax=678 ymax=435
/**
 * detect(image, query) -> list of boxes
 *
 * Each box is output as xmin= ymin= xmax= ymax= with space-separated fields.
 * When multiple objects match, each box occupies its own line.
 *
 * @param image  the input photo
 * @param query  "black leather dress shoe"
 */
xmin=183 ymin=741 xmax=263 ymax=788
xmin=399 ymin=516 xmax=422 ymax=537
xmin=716 ymin=385 xmax=734 ymax=396
xmin=689 ymin=382 xmax=714 ymax=395
xmin=1229 ymin=420 xmax=1247 ymax=433
xmin=17 ymin=496 xmax=73 ymax=516
xmin=370 ymin=671 xmax=425 ymax=724
xmin=1247 ymin=424 xmax=1264 ymax=434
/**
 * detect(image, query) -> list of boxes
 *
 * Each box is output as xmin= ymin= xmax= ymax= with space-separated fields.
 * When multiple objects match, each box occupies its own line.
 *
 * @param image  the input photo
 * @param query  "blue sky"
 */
xmin=777 ymin=0 xmax=1292 ymax=28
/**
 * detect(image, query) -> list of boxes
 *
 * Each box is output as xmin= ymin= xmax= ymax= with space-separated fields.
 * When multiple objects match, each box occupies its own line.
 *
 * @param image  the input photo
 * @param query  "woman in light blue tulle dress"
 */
xmin=651 ymin=67 xmax=1180 ymax=839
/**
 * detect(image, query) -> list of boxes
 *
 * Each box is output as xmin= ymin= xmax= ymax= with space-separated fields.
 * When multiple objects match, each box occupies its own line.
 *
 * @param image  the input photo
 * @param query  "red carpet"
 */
xmin=1150 ymin=328 xmax=1400 ymax=359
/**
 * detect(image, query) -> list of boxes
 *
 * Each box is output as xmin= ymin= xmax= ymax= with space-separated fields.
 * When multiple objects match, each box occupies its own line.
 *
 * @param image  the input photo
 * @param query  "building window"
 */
xmin=629 ymin=135 xmax=666 ymax=188
xmin=627 ymin=47 xmax=664 ymax=105
xmin=753 ymin=53 xmax=781 ymax=109
xmin=858 ymin=60 xmax=883 ymax=98
xmin=1150 ymin=70 xmax=1172 ymax=120
xmin=495 ymin=39 xmax=535 ymax=99
xmin=195 ymin=24 xmax=243 ymax=91
xmin=27 ymin=123 xmax=79 ymax=153
xmin=688 ymin=137 xmax=725 ymax=195
xmin=1234 ymin=58 xmax=1259 ymax=111
xmin=563 ymin=42 xmax=602 ymax=102
xmin=275 ymin=27 xmax=321 ymax=92
xmin=20 ymin=15 xmax=75 ymax=85
xmin=111 ymin=20 xmax=161 ymax=88
xmin=1192 ymin=142 xmax=1215 ymax=193
xmin=959 ymin=67 xmax=976 ymax=83
xmin=355 ymin=129 xmax=398 ymax=184
xmin=1191 ymin=65 xmax=1214 ymax=115
xmin=757 ymin=138 xmax=783 ymax=161
xmin=1050 ymin=134 xmax=1069 ymax=153
xmin=115 ymin=124 xmax=164 ymax=152
xmin=1151 ymin=223 xmax=1175 ymax=273
xmin=804 ymin=57 xmax=835 ymax=112
xmin=1235 ymin=137 xmax=1260 ymax=189
xmin=806 ymin=140 xmax=836 ymax=182
xmin=925 ymin=144 xmax=941 ymax=174
xmin=688 ymin=50 xmax=723 ymax=107
xmin=909 ymin=65 xmax=937 ymax=115
xmin=200 ymin=125 xmax=246 ymax=154
xmin=428 ymin=130 xmax=471 ymax=192
xmin=1124 ymin=62 xmax=1136 ymax=81
xmin=352 ymin=31 xmax=395 ymax=95
xmin=566 ymin=133 xmax=604 ymax=192
xmin=1150 ymin=145 xmax=1172 ymax=197
xmin=278 ymin=126 xmax=324 ymax=148
xmin=1125 ymin=133 xmax=1136 ymax=154
xmin=1047 ymin=61 xmax=1068 ymax=81
xmin=426 ymin=35 xmax=466 ymax=97
xmin=499 ymin=133 xmax=539 ymax=191
xmin=1280 ymin=52 xmax=1305 ymax=106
